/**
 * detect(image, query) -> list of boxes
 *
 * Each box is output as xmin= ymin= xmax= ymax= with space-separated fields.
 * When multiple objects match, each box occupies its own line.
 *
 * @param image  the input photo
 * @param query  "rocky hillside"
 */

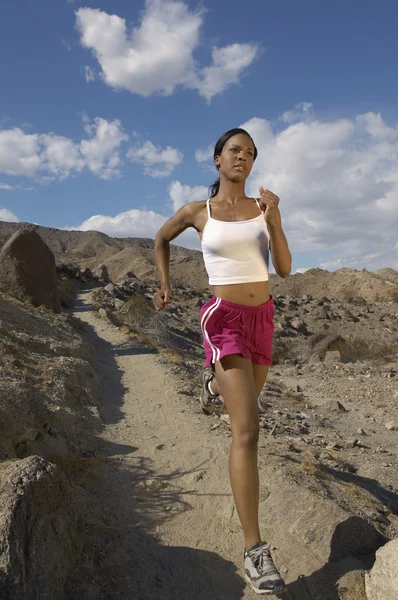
xmin=0 ymin=290 xmax=106 ymax=598
xmin=0 ymin=221 xmax=397 ymax=301
xmin=1 ymin=223 xmax=398 ymax=599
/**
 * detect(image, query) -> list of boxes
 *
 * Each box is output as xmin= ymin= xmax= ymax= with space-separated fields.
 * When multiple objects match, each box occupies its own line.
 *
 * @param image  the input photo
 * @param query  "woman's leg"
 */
xmin=210 ymin=362 xmax=269 ymax=397
xmin=214 ymin=354 xmax=268 ymax=551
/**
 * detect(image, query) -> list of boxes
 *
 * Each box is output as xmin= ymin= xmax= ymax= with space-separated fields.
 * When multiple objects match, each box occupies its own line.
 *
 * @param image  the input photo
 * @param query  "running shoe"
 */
xmin=199 ymin=368 xmax=218 ymax=415
xmin=244 ymin=542 xmax=287 ymax=595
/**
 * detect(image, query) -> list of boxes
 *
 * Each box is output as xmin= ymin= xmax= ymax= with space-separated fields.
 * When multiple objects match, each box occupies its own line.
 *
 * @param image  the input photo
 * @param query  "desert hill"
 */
xmin=0 ymin=220 xmax=398 ymax=598
xmin=0 ymin=221 xmax=397 ymax=301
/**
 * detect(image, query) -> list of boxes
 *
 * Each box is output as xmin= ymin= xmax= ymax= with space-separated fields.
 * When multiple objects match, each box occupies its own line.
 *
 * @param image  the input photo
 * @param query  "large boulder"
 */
xmin=365 ymin=538 xmax=398 ymax=600
xmin=0 ymin=456 xmax=83 ymax=600
xmin=0 ymin=228 xmax=61 ymax=313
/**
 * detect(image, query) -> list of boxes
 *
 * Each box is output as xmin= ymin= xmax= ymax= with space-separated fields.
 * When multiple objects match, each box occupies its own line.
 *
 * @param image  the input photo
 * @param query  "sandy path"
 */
xmin=68 ymin=292 xmax=304 ymax=600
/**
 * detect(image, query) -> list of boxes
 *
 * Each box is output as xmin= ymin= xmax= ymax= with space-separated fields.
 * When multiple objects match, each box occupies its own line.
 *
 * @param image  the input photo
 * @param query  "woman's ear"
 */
xmin=214 ymin=156 xmax=220 ymax=169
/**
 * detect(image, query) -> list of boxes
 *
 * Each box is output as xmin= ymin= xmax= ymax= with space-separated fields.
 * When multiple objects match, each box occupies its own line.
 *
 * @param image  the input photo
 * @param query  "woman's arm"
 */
xmin=258 ymin=187 xmax=292 ymax=279
xmin=267 ymin=208 xmax=292 ymax=279
xmin=153 ymin=202 xmax=199 ymax=309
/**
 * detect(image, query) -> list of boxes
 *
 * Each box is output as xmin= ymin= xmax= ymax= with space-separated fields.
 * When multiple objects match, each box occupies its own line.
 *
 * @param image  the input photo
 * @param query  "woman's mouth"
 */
xmin=233 ymin=165 xmax=244 ymax=172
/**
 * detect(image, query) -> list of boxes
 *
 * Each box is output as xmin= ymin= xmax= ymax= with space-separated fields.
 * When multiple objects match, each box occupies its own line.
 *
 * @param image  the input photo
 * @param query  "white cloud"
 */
xmin=169 ymin=181 xmax=208 ymax=211
xmin=0 ymin=128 xmax=41 ymax=176
xmin=0 ymin=207 xmax=19 ymax=222
xmin=282 ymin=102 xmax=313 ymax=124
xmin=127 ymin=141 xmax=183 ymax=178
xmin=73 ymin=206 xmax=200 ymax=249
xmin=76 ymin=209 xmax=166 ymax=238
xmin=40 ymin=134 xmax=84 ymax=179
xmin=80 ymin=117 xmax=128 ymax=179
xmin=0 ymin=183 xmax=14 ymax=190
xmin=0 ymin=118 xmax=128 ymax=182
xmin=75 ymin=2 xmax=259 ymax=101
xmin=195 ymin=143 xmax=214 ymax=164
xmin=236 ymin=109 xmax=398 ymax=271
xmin=84 ymin=65 xmax=96 ymax=82
xmin=198 ymin=43 xmax=260 ymax=102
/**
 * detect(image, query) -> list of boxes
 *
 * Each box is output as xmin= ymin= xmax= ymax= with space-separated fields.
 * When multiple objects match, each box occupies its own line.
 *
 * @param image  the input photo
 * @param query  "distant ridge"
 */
xmin=0 ymin=221 xmax=397 ymax=300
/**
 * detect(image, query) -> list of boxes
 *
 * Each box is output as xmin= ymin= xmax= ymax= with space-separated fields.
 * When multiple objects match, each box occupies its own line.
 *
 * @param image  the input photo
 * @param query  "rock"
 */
xmin=289 ymin=317 xmax=309 ymax=334
xmin=94 ymin=263 xmax=110 ymax=282
xmin=365 ymin=538 xmax=398 ymax=600
xmin=348 ymin=296 xmax=367 ymax=305
xmin=345 ymin=438 xmax=358 ymax=448
xmin=0 ymin=228 xmax=61 ymax=313
xmin=80 ymin=267 xmax=93 ymax=280
xmin=0 ymin=456 xmax=83 ymax=600
xmin=324 ymin=350 xmax=341 ymax=362
xmin=385 ymin=422 xmax=397 ymax=431
xmin=357 ymin=428 xmax=367 ymax=436
xmin=305 ymin=333 xmax=344 ymax=361
xmin=220 ymin=414 xmax=231 ymax=426
xmin=335 ymin=558 xmax=366 ymax=600
xmin=114 ymin=299 xmax=124 ymax=310
xmin=337 ymin=401 xmax=349 ymax=413
xmin=104 ymin=283 xmax=115 ymax=295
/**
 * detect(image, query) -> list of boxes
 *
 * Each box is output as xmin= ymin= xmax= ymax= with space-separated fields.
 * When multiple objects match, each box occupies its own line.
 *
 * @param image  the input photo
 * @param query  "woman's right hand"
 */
xmin=152 ymin=287 xmax=171 ymax=311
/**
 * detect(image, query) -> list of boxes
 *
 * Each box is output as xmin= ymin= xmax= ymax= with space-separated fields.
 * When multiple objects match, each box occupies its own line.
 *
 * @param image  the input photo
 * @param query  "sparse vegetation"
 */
xmin=118 ymin=293 xmax=171 ymax=350
xmin=298 ymin=453 xmax=328 ymax=479
xmin=160 ymin=348 xmax=184 ymax=364
xmin=58 ymin=278 xmax=75 ymax=308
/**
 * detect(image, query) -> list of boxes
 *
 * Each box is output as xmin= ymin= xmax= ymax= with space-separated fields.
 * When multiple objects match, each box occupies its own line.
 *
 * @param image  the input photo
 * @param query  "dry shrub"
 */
xmin=299 ymin=454 xmax=328 ymax=479
xmin=58 ymin=278 xmax=75 ymax=308
xmin=327 ymin=451 xmax=357 ymax=473
xmin=288 ymin=274 xmax=302 ymax=298
xmin=128 ymin=330 xmax=159 ymax=352
xmin=340 ymin=482 xmax=383 ymax=511
xmin=283 ymin=391 xmax=314 ymax=409
xmin=342 ymin=286 xmax=358 ymax=301
xmin=119 ymin=324 xmax=131 ymax=335
xmin=160 ymin=348 xmax=184 ymax=364
xmin=120 ymin=294 xmax=171 ymax=349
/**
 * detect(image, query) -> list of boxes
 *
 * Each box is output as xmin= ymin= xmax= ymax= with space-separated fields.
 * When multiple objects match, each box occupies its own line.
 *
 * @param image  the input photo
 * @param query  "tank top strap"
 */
xmin=254 ymin=197 xmax=262 ymax=213
xmin=206 ymin=199 xmax=212 ymax=218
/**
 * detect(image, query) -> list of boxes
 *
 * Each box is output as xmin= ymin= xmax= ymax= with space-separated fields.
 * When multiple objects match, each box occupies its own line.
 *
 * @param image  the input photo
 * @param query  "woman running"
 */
xmin=153 ymin=128 xmax=291 ymax=595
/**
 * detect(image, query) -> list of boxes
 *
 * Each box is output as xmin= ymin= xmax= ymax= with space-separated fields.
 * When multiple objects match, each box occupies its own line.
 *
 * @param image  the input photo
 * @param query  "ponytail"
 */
xmin=208 ymin=177 xmax=220 ymax=199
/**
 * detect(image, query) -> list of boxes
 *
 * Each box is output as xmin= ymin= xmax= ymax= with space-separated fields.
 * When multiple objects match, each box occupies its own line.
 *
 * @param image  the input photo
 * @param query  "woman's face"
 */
xmin=215 ymin=133 xmax=255 ymax=182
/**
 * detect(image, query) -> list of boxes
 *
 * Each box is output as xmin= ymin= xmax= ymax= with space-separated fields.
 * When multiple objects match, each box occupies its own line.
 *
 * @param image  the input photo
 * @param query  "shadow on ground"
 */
xmin=64 ymin=294 xmax=386 ymax=600
xmin=64 ymin=294 xmax=247 ymax=599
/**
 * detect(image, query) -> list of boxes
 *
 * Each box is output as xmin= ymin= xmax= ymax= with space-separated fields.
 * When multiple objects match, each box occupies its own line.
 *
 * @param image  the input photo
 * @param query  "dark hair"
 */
xmin=208 ymin=128 xmax=258 ymax=198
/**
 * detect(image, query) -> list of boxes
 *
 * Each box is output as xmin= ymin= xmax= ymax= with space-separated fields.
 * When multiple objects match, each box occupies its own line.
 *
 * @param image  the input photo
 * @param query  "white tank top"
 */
xmin=201 ymin=198 xmax=270 ymax=285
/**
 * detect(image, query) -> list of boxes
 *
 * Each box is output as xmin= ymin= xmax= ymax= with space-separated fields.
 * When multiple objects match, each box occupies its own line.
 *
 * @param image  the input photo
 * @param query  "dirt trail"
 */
xmin=66 ymin=292 xmax=321 ymax=599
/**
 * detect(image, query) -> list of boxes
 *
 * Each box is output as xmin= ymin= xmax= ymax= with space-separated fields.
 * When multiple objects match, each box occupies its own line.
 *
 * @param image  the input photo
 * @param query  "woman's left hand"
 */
xmin=258 ymin=186 xmax=280 ymax=226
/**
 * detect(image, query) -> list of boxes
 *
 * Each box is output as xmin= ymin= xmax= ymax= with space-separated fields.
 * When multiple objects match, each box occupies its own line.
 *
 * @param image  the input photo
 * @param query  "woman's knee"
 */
xmin=232 ymin=422 xmax=259 ymax=448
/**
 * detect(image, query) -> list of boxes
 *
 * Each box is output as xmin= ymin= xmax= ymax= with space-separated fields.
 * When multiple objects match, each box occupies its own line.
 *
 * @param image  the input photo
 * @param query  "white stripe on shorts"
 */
xmin=201 ymin=297 xmax=222 ymax=364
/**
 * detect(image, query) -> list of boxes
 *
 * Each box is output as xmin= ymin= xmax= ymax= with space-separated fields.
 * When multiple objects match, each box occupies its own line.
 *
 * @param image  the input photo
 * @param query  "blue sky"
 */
xmin=1 ymin=0 xmax=398 ymax=272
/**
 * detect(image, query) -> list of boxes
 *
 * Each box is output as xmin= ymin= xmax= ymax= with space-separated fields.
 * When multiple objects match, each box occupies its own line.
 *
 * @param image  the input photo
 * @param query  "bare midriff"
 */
xmin=211 ymin=281 xmax=271 ymax=306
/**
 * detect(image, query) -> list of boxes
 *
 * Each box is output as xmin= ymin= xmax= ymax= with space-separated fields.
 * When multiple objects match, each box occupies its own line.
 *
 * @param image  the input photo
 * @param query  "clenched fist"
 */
xmin=258 ymin=186 xmax=280 ymax=226
xmin=152 ymin=287 xmax=171 ymax=311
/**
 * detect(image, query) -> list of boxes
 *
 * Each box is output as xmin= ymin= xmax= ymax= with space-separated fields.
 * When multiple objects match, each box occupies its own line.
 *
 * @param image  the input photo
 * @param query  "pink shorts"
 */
xmin=200 ymin=296 xmax=275 ymax=368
